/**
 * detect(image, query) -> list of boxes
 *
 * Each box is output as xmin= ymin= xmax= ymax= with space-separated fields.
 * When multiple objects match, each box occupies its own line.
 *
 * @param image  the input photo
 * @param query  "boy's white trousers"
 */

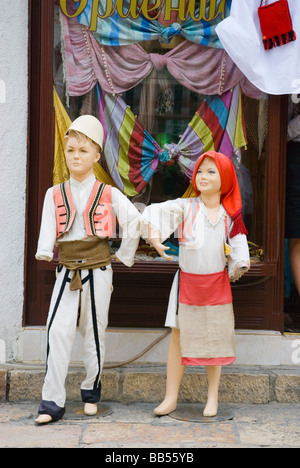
xmin=38 ymin=264 xmax=113 ymax=420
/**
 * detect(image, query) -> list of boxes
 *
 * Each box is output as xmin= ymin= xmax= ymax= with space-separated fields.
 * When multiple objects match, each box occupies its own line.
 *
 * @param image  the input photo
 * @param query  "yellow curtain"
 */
xmin=182 ymin=183 xmax=196 ymax=198
xmin=53 ymin=87 xmax=116 ymax=187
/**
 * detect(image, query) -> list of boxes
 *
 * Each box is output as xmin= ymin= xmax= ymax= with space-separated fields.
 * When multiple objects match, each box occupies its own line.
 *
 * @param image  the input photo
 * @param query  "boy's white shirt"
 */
xmin=36 ymin=174 xmax=141 ymax=267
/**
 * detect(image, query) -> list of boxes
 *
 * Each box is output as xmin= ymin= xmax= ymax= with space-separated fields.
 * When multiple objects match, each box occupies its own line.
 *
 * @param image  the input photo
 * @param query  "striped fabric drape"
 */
xmin=101 ymin=85 xmax=247 ymax=197
xmin=78 ymin=0 xmax=232 ymax=47
xmin=61 ymin=13 xmax=261 ymax=100
xmin=59 ymin=1 xmax=250 ymax=197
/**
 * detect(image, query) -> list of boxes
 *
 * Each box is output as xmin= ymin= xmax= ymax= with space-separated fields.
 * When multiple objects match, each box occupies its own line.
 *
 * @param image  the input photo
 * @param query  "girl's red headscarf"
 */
xmin=192 ymin=151 xmax=247 ymax=238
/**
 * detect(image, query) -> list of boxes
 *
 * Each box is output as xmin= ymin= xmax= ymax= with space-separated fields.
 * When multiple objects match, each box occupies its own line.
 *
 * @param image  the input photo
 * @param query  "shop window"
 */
xmin=26 ymin=0 xmax=285 ymax=331
xmin=53 ymin=2 xmax=267 ymax=267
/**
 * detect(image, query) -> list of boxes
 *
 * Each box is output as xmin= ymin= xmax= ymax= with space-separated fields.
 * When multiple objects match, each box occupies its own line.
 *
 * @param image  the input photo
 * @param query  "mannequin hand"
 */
xmin=111 ymin=255 xmax=121 ymax=262
xmin=237 ymin=261 xmax=250 ymax=272
xmin=229 ymin=261 xmax=250 ymax=282
xmin=146 ymin=226 xmax=174 ymax=261
xmin=150 ymin=238 xmax=174 ymax=261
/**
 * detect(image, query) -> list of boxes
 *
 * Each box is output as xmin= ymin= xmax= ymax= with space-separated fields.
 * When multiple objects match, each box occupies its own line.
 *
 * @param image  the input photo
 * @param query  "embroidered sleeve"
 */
xmin=227 ymin=233 xmax=250 ymax=282
xmin=111 ymin=188 xmax=141 ymax=267
xmin=141 ymin=198 xmax=185 ymax=243
xmin=35 ymin=188 xmax=57 ymax=262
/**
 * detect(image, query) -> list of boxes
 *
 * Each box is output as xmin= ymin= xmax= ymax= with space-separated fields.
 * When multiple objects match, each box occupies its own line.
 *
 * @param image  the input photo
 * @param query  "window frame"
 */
xmin=25 ymin=0 xmax=287 ymax=331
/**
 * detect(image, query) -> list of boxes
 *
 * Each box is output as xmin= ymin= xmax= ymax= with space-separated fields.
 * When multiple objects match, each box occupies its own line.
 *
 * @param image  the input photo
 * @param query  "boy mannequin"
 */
xmin=142 ymin=151 xmax=250 ymax=417
xmin=35 ymin=115 xmax=140 ymax=424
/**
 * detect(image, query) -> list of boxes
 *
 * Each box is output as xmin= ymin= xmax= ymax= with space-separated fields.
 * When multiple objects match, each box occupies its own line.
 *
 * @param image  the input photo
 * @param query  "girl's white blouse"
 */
xmin=141 ymin=197 xmax=250 ymax=278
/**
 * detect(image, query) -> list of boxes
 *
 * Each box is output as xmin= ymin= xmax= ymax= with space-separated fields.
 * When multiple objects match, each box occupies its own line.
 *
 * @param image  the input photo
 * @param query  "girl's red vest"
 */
xmin=52 ymin=180 xmax=114 ymax=239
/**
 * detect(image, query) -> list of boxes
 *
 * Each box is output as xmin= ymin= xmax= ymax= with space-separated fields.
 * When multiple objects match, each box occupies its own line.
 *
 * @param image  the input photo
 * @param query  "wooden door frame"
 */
xmin=24 ymin=0 xmax=55 ymax=325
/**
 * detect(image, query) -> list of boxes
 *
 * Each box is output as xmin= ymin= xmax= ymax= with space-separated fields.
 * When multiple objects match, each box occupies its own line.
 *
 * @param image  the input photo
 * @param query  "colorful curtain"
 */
xmin=164 ymin=84 xmax=247 ymax=179
xmin=59 ymin=3 xmax=249 ymax=198
xmin=54 ymin=85 xmax=246 ymax=198
xmin=101 ymin=85 xmax=247 ymax=197
xmin=101 ymin=88 xmax=162 ymax=196
xmin=62 ymin=13 xmax=261 ymax=99
xmin=77 ymin=0 xmax=231 ymax=47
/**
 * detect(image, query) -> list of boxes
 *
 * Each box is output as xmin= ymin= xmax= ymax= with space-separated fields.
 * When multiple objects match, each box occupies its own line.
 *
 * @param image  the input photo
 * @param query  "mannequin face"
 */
xmin=65 ymin=135 xmax=100 ymax=182
xmin=195 ymin=157 xmax=221 ymax=196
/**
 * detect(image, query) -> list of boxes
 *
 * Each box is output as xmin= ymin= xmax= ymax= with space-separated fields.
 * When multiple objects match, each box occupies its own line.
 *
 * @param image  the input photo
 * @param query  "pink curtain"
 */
xmin=62 ymin=16 xmax=262 ymax=100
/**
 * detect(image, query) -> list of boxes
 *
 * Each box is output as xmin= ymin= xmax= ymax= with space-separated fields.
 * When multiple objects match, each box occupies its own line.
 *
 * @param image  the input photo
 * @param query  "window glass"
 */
xmin=54 ymin=2 xmax=267 ymax=265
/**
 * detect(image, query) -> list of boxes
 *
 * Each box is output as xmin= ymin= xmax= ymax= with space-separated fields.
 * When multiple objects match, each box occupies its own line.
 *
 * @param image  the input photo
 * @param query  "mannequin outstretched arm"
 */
xmin=148 ymin=225 xmax=174 ymax=261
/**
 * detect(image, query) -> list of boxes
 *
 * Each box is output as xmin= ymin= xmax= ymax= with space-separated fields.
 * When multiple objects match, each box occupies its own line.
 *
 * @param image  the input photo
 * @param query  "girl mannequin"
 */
xmin=142 ymin=151 xmax=250 ymax=417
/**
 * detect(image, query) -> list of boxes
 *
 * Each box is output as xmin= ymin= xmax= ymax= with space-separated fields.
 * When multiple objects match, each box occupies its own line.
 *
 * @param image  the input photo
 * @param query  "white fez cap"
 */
xmin=66 ymin=115 xmax=104 ymax=150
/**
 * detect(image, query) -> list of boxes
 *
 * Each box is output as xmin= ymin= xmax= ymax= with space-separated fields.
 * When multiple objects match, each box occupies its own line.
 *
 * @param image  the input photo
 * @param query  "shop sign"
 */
xmin=60 ymin=0 xmax=227 ymax=30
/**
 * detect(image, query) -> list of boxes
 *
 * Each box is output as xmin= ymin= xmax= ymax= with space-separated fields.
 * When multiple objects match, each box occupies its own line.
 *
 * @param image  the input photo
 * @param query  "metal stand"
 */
xmin=64 ymin=403 xmax=113 ymax=420
xmin=168 ymin=404 xmax=234 ymax=423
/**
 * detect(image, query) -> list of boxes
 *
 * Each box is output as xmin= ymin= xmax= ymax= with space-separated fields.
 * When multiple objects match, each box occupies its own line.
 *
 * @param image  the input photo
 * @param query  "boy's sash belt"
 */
xmin=58 ymin=237 xmax=111 ymax=291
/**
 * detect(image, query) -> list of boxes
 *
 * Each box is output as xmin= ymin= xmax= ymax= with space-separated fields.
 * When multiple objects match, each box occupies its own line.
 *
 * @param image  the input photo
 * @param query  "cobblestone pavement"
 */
xmin=0 ymin=401 xmax=300 ymax=449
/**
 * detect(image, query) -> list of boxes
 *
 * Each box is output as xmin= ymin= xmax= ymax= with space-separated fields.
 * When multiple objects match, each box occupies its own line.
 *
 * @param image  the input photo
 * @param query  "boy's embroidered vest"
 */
xmin=53 ymin=180 xmax=114 ymax=239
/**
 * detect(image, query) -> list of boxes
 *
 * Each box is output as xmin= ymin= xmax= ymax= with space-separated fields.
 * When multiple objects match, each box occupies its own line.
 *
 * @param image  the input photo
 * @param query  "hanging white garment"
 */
xmin=216 ymin=0 xmax=300 ymax=95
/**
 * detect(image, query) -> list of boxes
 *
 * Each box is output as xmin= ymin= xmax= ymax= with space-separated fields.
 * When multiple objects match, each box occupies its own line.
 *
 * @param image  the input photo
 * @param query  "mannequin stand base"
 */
xmin=169 ymin=404 xmax=234 ymax=423
xmin=64 ymin=403 xmax=113 ymax=420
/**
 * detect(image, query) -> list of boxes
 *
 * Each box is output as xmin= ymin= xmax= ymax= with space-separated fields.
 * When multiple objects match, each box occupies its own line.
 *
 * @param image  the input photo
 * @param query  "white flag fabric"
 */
xmin=216 ymin=0 xmax=300 ymax=95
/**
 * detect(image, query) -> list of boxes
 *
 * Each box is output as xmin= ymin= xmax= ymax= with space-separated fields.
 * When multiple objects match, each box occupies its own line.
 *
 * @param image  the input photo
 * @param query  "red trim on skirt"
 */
xmin=181 ymin=357 xmax=235 ymax=366
xmin=179 ymin=270 xmax=232 ymax=307
xmin=179 ymin=270 xmax=234 ymax=366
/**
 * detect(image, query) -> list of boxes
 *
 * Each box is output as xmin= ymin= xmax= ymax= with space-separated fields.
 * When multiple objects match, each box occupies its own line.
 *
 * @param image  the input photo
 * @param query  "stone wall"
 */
xmin=1 ymin=365 xmax=300 ymax=404
xmin=0 ymin=1 xmax=29 ymax=362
